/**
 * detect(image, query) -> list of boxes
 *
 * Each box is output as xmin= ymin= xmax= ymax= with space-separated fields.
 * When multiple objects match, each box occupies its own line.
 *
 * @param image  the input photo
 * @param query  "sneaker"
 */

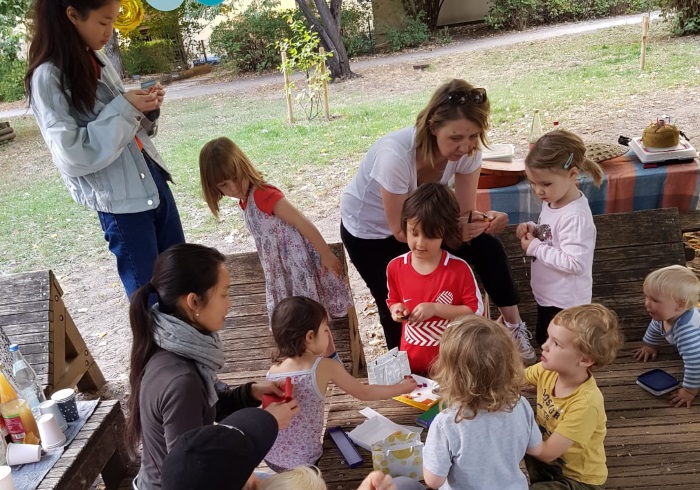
xmin=499 ymin=317 xmax=537 ymax=366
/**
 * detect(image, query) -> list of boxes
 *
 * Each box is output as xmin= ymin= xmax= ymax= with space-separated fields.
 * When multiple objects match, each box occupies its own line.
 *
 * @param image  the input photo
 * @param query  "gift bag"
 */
xmin=371 ymin=430 xmax=423 ymax=481
xmin=367 ymin=347 xmax=411 ymax=385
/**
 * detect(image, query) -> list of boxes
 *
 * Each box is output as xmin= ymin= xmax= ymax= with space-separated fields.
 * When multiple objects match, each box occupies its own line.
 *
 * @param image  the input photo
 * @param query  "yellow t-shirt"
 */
xmin=524 ymin=362 xmax=607 ymax=485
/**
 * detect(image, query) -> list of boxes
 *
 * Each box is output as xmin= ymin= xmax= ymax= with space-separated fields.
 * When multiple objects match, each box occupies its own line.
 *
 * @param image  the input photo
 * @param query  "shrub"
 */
xmin=0 ymin=57 xmax=26 ymax=102
xmin=486 ymin=0 xmax=654 ymax=30
xmin=122 ymin=40 xmax=175 ymax=76
xmin=341 ymin=3 xmax=375 ymax=57
xmin=386 ymin=13 xmax=430 ymax=52
xmin=662 ymin=0 xmax=700 ymax=34
xmin=210 ymin=2 xmax=296 ymax=73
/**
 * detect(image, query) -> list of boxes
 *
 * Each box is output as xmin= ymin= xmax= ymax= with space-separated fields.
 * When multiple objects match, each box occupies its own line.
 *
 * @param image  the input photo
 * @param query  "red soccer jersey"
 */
xmin=387 ymin=250 xmax=483 ymax=374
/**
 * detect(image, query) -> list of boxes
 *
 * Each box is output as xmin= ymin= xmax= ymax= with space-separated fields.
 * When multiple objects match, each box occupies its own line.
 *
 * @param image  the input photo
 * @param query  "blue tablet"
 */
xmin=636 ymin=369 xmax=680 ymax=396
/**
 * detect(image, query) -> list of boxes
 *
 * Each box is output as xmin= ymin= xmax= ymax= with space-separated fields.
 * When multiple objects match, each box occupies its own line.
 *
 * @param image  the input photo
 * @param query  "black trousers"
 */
xmin=536 ymin=304 xmax=563 ymax=347
xmin=341 ymin=222 xmax=520 ymax=350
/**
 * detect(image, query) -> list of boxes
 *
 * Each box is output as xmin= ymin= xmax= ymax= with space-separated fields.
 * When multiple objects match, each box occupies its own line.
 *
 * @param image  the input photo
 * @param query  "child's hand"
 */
xmin=265 ymin=398 xmax=300 ymax=429
xmin=516 ymin=222 xmax=535 ymax=240
xmin=321 ymin=250 xmax=343 ymax=277
xmin=391 ymin=304 xmax=410 ymax=322
xmin=633 ymin=344 xmax=658 ymax=362
xmin=520 ymin=232 xmax=535 ymax=252
xmin=250 ymin=381 xmax=284 ymax=401
xmin=669 ymin=387 xmax=698 ymax=408
xmin=408 ymin=303 xmax=435 ymax=322
xmin=357 ymin=471 xmax=397 ymax=490
xmin=399 ymin=375 xmax=418 ymax=393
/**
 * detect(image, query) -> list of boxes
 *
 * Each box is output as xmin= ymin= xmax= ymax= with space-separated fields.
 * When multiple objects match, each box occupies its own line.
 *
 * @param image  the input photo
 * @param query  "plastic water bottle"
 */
xmin=9 ymin=345 xmax=45 ymax=419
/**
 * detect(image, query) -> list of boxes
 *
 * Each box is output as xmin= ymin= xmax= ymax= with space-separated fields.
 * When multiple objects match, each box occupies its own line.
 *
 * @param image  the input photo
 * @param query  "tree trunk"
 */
xmin=295 ymin=0 xmax=355 ymax=80
xmin=104 ymin=30 xmax=126 ymax=79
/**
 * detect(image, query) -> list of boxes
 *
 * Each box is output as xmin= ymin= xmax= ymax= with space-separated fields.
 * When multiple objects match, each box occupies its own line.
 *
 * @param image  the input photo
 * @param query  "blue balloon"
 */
xmin=198 ymin=0 xmax=225 ymax=4
xmin=146 ymin=0 xmax=184 ymax=11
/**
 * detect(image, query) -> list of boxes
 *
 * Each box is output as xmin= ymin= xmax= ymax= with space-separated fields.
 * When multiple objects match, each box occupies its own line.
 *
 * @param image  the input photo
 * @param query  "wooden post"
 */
xmin=281 ymin=51 xmax=294 ymax=124
xmin=319 ymin=47 xmax=330 ymax=121
xmin=640 ymin=15 xmax=649 ymax=72
xmin=200 ymin=39 xmax=207 ymax=63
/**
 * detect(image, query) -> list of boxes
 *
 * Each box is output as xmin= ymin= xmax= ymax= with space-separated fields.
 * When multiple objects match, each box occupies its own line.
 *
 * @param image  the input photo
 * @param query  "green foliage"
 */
xmin=209 ymin=1 xmax=295 ymax=73
xmin=662 ymin=0 xmax=700 ymax=34
xmin=0 ymin=0 xmax=29 ymax=60
xmin=434 ymin=26 xmax=453 ymax=45
xmin=486 ymin=0 xmax=655 ymax=30
xmin=0 ymin=56 xmax=25 ymax=102
xmin=277 ymin=14 xmax=332 ymax=120
xmin=340 ymin=3 xmax=375 ymax=57
xmin=386 ymin=13 xmax=430 ymax=52
xmin=122 ymin=40 xmax=175 ymax=75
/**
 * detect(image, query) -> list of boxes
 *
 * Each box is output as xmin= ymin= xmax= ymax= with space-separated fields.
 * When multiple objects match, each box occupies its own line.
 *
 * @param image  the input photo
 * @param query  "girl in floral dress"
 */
xmin=264 ymin=297 xmax=416 ymax=472
xmin=199 ymin=137 xmax=354 ymax=359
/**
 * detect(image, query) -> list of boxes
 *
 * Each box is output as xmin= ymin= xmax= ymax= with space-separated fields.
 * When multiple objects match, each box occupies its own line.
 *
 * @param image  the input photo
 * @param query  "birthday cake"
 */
xmin=642 ymin=121 xmax=680 ymax=148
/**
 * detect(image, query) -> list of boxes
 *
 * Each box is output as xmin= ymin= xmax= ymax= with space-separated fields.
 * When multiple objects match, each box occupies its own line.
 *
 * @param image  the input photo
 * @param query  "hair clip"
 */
xmin=447 ymin=88 xmax=487 ymax=105
xmin=563 ymin=153 xmax=574 ymax=169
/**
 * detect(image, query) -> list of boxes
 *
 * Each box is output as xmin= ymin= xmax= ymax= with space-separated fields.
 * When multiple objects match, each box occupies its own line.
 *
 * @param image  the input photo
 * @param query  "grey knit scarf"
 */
xmin=151 ymin=305 xmax=225 ymax=407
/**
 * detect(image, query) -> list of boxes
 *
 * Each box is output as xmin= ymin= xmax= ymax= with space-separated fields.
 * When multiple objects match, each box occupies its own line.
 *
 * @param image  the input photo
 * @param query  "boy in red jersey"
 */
xmin=387 ymin=183 xmax=484 ymax=374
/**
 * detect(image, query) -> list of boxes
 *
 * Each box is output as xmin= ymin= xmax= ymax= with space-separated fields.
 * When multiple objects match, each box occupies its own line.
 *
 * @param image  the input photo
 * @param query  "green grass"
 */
xmin=1 ymin=21 xmax=699 ymax=273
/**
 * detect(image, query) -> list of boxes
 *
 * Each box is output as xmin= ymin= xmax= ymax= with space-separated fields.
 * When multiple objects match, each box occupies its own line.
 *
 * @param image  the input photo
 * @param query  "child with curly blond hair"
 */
xmin=423 ymin=316 xmax=542 ymax=490
xmin=525 ymin=303 xmax=623 ymax=489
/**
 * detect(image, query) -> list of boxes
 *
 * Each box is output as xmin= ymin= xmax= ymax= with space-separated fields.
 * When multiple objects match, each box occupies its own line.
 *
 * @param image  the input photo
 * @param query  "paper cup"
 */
xmin=39 ymin=400 xmax=68 ymax=432
xmin=5 ymin=444 xmax=41 ymax=466
xmin=36 ymin=414 xmax=66 ymax=450
xmin=0 ymin=466 xmax=14 ymax=490
xmin=50 ymin=389 xmax=79 ymax=423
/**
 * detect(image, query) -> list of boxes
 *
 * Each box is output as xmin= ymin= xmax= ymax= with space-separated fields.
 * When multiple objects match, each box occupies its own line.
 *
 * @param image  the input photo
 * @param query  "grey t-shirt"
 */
xmin=424 ymin=396 xmax=541 ymax=490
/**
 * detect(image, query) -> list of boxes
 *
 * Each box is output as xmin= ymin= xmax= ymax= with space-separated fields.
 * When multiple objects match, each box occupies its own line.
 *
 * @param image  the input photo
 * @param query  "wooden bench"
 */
xmin=217 ymin=242 xmax=366 ymax=386
xmin=0 ymin=270 xmax=106 ymax=395
xmin=497 ymin=207 xmax=687 ymax=340
xmin=316 ymin=208 xmax=700 ymax=489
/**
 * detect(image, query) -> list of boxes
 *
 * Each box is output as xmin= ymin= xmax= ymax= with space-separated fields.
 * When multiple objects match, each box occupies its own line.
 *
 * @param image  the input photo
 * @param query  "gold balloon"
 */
xmin=114 ymin=0 xmax=145 ymax=35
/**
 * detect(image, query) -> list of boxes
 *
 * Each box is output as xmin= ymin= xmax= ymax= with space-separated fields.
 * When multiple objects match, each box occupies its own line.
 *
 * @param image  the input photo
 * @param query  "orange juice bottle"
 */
xmin=0 ymin=370 xmax=38 ymax=443
xmin=0 ymin=370 xmax=17 ymax=441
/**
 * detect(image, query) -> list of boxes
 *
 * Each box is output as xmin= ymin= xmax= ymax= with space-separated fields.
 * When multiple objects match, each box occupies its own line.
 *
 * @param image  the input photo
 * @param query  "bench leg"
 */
xmin=101 ymin=404 xmax=129 ymax=489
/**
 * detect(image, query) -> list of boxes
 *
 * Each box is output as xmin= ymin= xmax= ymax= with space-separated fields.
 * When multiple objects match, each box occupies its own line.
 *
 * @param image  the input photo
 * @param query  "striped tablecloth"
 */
xmin=476 ymin=150 xmax=700 ymax=224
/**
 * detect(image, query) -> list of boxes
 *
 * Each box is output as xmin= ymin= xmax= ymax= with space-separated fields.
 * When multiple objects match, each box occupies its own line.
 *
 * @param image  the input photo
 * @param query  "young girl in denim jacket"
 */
xmin=25 ymin=0 xmax=185 ymax=300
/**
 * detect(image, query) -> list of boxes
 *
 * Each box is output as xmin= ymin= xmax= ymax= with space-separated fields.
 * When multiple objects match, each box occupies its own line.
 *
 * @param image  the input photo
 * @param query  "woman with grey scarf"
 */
xmin=125 ymin=243 xmax=299 ymax=490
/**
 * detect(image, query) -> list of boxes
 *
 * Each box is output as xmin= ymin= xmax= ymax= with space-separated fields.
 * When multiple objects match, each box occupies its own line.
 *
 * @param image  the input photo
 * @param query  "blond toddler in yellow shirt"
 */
xmin=525 ymin=304 xmax=623 ymax=489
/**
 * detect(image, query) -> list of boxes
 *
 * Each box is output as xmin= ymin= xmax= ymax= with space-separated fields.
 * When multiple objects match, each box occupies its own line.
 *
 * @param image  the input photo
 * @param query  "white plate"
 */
xmin=482 ymin=143 xmax=515 ymax=162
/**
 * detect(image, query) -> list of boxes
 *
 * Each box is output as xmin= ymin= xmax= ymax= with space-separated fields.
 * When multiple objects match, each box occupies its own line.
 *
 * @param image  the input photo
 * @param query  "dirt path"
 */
xmin=0 ymin=12 xmax=659 ymax=119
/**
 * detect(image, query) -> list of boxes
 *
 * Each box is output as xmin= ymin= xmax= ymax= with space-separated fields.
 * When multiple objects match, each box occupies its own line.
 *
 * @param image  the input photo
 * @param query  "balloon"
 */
xmin=114 ymin=0 xmax=145 ymax=35
xmin=145 ymin=0 xmax=184 ymax=11
xmin=197 ymin=0 xmax=225 ymax=4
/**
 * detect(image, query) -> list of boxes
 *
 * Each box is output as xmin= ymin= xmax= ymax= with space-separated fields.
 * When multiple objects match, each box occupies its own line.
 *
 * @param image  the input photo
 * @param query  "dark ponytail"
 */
xmin=25 ymin=0 xmax=118 ymax=115
xmin=270 ymin=296 xmax=328 ymax=363
xmin=124 ymin=244 xmax=226 ymax=459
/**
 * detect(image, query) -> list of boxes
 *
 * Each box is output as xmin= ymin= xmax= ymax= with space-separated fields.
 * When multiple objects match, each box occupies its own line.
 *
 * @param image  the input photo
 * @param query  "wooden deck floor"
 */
xmin=317 ymin=342 xmax=700 ymax=489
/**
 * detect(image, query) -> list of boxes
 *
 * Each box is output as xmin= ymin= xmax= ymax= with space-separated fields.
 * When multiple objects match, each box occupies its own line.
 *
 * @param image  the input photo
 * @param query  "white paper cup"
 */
xmin=50 ymin=389 xmax=79 ymax=423
xmin=0 ymin=466 xmax=14 ymax=490
xmin=5 ymin=444 xmax=41 ymax=466
xmin=36 ymin=414 xmax=66 ymax=450
xmin=39 ymin=400 xmax=68 ymax=432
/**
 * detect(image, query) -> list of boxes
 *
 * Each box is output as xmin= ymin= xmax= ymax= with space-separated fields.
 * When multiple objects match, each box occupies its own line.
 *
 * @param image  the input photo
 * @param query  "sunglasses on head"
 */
xmin=447 ymin=88 xmax=487 ymax=105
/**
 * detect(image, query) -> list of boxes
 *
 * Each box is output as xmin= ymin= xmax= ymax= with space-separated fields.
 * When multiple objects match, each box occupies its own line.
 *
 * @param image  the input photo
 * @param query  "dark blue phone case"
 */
xmin=637 ymin=369 xmax=680 ymax=395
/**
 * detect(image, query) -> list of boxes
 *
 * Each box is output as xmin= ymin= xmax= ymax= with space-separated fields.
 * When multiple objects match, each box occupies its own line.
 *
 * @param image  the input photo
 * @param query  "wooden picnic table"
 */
xmin=317 ymin=343 xmax=700 ymax=490
xmin=37 ymin=399 xmax=128 ymax=490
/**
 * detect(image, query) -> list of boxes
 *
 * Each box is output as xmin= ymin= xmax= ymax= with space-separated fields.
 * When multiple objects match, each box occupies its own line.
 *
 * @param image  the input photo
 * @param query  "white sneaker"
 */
xmin=499 ymin=317 xmax=537 ymax=366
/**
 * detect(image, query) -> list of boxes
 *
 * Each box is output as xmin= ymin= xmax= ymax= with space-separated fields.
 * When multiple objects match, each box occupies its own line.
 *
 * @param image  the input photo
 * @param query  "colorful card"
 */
xmin=393 ymin=374 xmax=439 ymax=411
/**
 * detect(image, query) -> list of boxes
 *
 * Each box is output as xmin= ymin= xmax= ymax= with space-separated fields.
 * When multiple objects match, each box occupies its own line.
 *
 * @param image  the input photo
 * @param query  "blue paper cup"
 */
xmin=50 ymin=389 xmax=79 ymax=423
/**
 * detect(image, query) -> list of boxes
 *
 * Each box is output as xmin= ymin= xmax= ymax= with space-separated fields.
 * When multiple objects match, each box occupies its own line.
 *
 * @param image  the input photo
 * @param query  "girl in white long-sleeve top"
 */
xmin=516 ymin=130 xmax=603 ymax=347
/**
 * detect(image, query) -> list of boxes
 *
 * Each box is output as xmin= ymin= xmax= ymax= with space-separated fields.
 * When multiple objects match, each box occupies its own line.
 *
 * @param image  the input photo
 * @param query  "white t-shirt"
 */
xmin=423 ymin=396 xmax=542 ymax=490
xmin=340 ymin=126 xmax=481 ymax=239
xmin=527 ymin=192 xmax=596 ymax=308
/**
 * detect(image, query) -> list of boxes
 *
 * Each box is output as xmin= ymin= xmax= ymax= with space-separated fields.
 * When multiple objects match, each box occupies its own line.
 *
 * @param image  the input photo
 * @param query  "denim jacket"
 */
xmin=30 ymin=50 xmax=171 ymax=214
